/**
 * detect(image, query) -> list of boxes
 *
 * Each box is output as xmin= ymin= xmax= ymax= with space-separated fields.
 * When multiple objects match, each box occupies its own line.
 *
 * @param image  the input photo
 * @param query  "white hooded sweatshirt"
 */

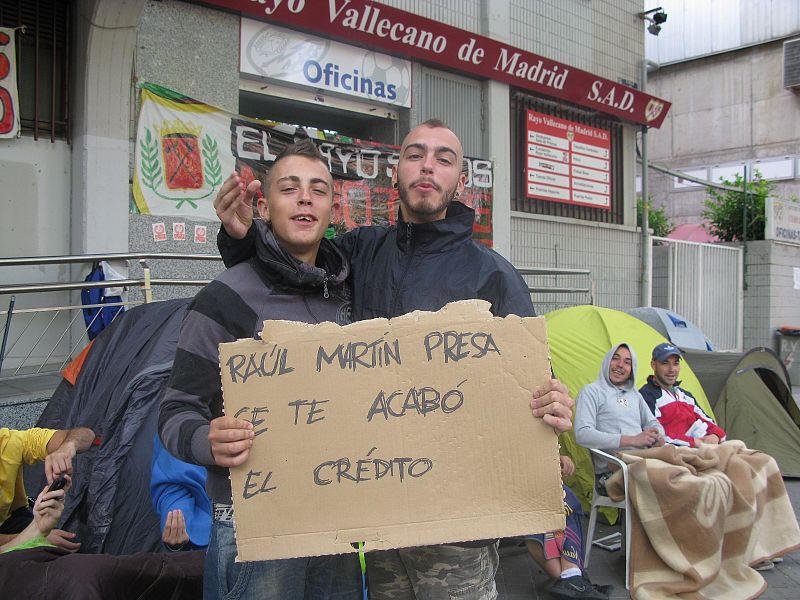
xmin=574 ymin=343 xmax=664 ymax=473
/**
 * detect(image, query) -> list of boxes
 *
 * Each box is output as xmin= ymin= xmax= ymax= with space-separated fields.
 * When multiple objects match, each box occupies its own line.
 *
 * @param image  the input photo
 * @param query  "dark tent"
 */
xmin=685 ymin=347 xmax=800 ymax=477
xmin=25 ymin=298 xmax=191 ymax=554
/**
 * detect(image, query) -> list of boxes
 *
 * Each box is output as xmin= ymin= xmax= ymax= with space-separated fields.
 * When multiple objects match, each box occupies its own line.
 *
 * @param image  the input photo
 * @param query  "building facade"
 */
xmin=1 ymin=0 xmax=664 ymax=315
xmin=643 ymin=0 xmax=800 ymax=367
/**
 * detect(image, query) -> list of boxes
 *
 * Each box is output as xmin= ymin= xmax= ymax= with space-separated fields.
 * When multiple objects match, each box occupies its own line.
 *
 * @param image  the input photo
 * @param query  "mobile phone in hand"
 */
xmin=48 ymin=476 xmax=67 ymax=493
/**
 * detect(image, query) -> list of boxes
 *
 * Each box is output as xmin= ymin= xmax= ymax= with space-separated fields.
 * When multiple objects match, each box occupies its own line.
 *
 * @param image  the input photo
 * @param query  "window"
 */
xmin=0 ymin=0 xmax=70 ymax=141
xmin=511 ymin=91 xmax=624 ymax=224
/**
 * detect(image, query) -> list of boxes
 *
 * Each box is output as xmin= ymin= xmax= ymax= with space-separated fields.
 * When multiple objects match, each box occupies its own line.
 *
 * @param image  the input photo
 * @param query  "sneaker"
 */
xmin=754 ymin=559 xmax=774 ymax=571
xmin=549 ymin=575 xmax=611 ymax=600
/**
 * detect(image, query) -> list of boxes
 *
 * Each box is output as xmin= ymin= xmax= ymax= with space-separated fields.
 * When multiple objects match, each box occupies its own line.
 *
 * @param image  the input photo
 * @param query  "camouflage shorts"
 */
xmin=366 ymin=543 xmax=499 ymax=600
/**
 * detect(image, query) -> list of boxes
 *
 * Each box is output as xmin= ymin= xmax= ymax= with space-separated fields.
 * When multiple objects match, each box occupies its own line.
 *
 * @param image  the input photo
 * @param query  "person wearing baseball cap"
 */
xmin=639 ymin=342 xmax=726 ymax=448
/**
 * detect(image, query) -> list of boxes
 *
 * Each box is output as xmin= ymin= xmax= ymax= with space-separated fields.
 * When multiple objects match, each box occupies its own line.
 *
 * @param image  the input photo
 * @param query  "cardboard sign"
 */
xmin=220 ymin=300 xmax=565 ymax=562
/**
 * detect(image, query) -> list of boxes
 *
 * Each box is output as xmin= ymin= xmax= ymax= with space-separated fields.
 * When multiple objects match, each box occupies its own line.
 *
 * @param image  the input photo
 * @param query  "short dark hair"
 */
xmin=265 ymin=138 xmax=329 ymax=190
xmin=420 ymin=118 xmax=448 ymax=129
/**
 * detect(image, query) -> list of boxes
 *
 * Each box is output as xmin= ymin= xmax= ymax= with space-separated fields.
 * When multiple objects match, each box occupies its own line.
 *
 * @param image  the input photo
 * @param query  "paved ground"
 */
xmin=496 ymin=476 xmax=800 ymax=599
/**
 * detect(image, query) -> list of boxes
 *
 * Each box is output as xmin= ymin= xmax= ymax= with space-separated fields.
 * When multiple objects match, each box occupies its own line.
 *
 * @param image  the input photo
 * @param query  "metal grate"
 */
xmin=510 ymin=90 xmax=624 ymax=224
xmin=0 ymin=0 xmax=70 ymax=141
xmin=420 ymin=67 xmax=483 ymax=158
xmin=783 ymin=38 xmax=800 ymax=89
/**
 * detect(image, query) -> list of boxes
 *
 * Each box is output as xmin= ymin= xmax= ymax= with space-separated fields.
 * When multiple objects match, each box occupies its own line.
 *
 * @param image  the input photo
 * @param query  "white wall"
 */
xmin=0 ymin=136 xmax=76 ymax=373
xmin=0 ymin=137 xmax=71 ymax=259
xmin=510 ymin=213 xmax=642 ymax=312
xmin=645 ymin=0 xmax=800 ymax=65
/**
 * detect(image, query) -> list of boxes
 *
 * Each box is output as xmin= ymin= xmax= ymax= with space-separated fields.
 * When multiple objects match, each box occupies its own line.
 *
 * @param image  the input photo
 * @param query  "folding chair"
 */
xmin=584 ymin=448 xmax=632 ymax=590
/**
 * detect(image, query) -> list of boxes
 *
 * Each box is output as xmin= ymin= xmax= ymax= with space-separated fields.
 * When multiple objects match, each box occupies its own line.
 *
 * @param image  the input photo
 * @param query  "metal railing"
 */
xmin=1 ymin=253 xmax=222 ymax=380
xmin=516 ymin=266 xmax=594 ymax=314
xmin=1 ymin=255 xmax=593 ymax=381
xmin=650 ymin=237 xmax=743 ymax=352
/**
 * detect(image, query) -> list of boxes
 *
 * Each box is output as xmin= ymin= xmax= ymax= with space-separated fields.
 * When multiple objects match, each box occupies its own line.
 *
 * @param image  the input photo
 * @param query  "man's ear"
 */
xmin=391 ymin=165 xmax=398 ymax=189
xmin=456 ymin=171 xmax=467 ymax=195
xmin=330 ymin=194 xmax=340 ymax=224
xmin=257 ymin=196 xmax=270 ymax=222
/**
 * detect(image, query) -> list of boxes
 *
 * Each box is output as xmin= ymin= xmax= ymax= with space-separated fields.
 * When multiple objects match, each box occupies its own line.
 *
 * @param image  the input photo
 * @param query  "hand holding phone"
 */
xmin=48 ymin=476 xmax=68 ymax=493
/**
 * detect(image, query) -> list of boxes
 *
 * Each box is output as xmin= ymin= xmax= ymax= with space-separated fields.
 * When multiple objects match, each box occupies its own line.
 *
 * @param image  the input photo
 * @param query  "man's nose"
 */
xmin=299 ymin=187 xmax=312 ymax=204
xmin=421 ymin=154 xmax=434 ymax=173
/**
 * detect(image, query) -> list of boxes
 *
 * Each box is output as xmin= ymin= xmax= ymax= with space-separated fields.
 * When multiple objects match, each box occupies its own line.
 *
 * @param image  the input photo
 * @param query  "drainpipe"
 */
xmin=640 ymin=58 xmax=660 ymax=307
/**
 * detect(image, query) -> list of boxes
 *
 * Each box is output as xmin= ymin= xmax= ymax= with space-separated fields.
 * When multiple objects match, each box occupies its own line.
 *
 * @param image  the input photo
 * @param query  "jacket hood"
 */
xmin=597 ymin=342 xmax=638 ymax=391
xmin=252 ymin=219 xmax=349 ymax=291
xmin=396 ymin=200 xmax=475 ymax=253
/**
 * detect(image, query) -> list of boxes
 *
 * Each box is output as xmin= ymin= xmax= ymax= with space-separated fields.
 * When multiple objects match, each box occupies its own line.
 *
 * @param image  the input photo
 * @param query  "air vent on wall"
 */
xmin=784 ymin=39 xmax=800 ymax=89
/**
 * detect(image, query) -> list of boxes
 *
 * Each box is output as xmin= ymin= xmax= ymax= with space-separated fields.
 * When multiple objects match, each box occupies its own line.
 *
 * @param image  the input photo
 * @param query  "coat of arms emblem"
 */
xmin=138 ymin=118 xmax=222 ymax=208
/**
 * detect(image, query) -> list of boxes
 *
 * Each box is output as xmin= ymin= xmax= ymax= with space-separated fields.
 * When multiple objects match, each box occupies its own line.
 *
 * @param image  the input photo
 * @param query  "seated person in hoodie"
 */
xmin=150 ymin=434 xmax=211 ymax=552
xmin=639 ymin=343 xmax=726 ymax=448
xmin=574 ymin=343 xmax=665 ymax=495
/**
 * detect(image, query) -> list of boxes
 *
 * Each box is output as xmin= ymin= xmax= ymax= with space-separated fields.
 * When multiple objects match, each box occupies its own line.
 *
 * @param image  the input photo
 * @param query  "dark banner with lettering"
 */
xmin=134 ymin=83 xmax=494 ymax=245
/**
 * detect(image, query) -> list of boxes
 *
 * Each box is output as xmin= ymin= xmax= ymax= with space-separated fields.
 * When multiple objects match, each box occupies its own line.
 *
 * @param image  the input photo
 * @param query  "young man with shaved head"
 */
xmin=160 ymin=140 xmax=358 ymax=599
xmin=214 ymin=120 xmax=574 ymax=599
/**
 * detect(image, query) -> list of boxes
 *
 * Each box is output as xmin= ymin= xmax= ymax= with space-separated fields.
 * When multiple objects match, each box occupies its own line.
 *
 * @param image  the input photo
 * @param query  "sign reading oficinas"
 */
xmin=241 ymin=20 xmax=412 ymax=108
xmin=766 ymin=197 xmax=800 ymax=245
xmin=205 ymin=0 xmax=671 ymax=128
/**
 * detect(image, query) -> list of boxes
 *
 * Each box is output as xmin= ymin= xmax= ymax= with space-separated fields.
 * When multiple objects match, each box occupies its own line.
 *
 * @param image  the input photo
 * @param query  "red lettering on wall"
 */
xmin=0 ymin=31 xmax=14 ymax=135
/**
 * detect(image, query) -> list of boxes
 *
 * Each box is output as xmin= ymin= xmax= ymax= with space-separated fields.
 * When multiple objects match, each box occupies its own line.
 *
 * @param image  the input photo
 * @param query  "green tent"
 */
xmin=683 ymin=347 xmax=800 ymax=476
xmin=545 ymin=305 xmax=714 ymax=521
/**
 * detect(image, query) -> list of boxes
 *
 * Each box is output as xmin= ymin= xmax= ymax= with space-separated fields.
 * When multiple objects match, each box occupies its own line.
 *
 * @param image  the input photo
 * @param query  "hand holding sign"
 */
xmin=208 ymin=415 xmax=255 ymax=467
xmin=531 ymin=378 xmax=574 ymax=433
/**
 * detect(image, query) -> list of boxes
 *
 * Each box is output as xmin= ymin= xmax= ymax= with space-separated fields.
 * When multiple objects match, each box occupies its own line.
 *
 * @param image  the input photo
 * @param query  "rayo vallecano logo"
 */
xmin=645 ymin=99 xmax=665 ymax=123
xmin=138 ymin=119 xmax=223 ymax=208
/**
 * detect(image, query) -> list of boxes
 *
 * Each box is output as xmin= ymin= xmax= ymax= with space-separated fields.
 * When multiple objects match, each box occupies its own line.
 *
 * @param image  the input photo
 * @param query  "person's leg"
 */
xmin=525 ymin=539 xmax=562 ymax=579
xmin=366 ymin=549 xmax=415 ymax=600
xmin=399 ymin=543 xmax=499 ymax=600
xmin=547 ymin=487 xmax=612 ymax=600
xmin=0 ymin=506 xmax=34 ymax=535
xmin=203 ymin=520 xmax=309 ymax=600
xmin=306 ymin=553 xmax=361 ymax=600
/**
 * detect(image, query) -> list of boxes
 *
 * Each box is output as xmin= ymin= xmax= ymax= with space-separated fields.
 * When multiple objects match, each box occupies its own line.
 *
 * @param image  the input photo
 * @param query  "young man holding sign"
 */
xmin=159 ymin=140 xmax=358 ymax=599
xmin=213 ymin=120 xmax=574 ymax=600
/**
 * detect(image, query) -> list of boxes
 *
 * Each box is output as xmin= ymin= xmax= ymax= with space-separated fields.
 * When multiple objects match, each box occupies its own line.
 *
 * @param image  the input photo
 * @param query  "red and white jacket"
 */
xmin=639 ymin=376 xmax=726 ymax=447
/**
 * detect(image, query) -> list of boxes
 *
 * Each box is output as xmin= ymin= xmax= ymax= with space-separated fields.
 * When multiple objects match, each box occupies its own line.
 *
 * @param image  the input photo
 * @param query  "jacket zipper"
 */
xmin=322 ymin=276 xmax=329 ymax=299
xmin=391 ymin=222 xmax=415 ymax=315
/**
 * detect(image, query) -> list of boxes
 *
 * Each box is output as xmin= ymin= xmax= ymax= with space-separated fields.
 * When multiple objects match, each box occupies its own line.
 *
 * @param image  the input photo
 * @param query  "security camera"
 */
xmin=652 ymin=11 xmax=668 ymax=25
xmin=638 ymin=7 xmax=668 ymax=36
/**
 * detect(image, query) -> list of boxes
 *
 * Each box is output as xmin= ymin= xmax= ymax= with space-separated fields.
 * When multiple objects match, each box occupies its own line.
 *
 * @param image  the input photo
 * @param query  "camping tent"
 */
xmin=25 ymin=298 xmax=191 ymax=554
xmin=684 ymin=347 xmax=800 ymax=476
xmin=545 ymin=305 xmax=714 ymax=518
xmin=625 ymin=306 xmax=714 ymax=351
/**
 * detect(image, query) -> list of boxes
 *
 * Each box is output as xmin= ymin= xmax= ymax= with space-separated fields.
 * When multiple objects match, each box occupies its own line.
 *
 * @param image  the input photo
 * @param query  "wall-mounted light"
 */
xmin=638 ymin=7 xmax=668 ymax=36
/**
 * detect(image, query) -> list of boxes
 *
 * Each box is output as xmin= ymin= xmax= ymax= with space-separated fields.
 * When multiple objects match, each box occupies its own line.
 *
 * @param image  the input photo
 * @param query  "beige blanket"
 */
xmin=605 ymin=441 xmax=800 ymax=599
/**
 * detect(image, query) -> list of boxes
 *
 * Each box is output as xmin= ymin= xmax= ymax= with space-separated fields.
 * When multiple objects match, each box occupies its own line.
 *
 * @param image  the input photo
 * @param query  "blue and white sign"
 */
xmin=766 ymin=197 xmax=800 ymax=246
xmin=241 ymin=20 xmax=412 ymax=108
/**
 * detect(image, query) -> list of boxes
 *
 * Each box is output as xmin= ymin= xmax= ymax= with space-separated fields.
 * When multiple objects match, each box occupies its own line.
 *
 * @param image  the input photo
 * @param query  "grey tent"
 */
xmin=626 ymin=307 xmax=714 ymax=351
xmin=685 ymin=347 xmax=800 ymax=477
